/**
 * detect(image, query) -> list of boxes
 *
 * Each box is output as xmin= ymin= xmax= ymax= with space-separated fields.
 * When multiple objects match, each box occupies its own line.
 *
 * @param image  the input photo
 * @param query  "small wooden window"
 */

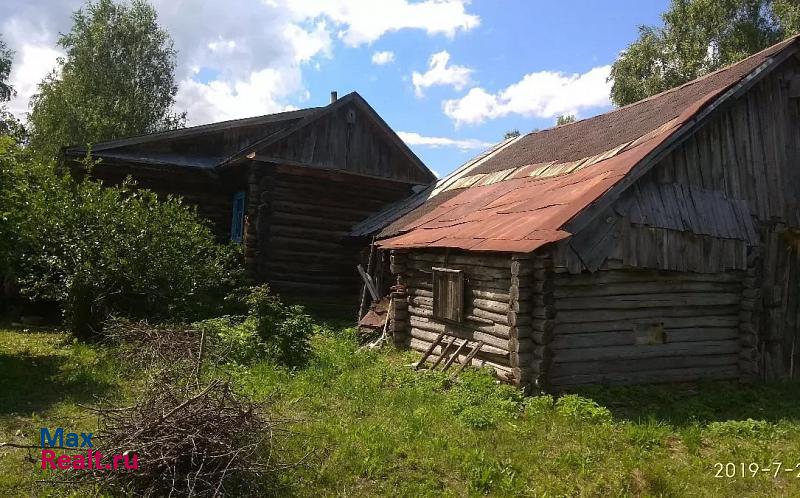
xmin=432 ymin=267 xmax=464 ymax=323
xmin=230 ymin=191 xmax=246 ymax=243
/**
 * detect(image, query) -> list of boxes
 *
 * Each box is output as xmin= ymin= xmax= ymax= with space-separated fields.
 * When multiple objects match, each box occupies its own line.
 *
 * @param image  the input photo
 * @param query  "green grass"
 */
xmin=0 ymin=327 xmax=122 ymax=496
xmin=2 ymin=325 xmax=800 ymax=497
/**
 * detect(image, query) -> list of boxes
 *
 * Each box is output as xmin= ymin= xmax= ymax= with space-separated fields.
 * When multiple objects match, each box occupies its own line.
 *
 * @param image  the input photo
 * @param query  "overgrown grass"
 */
xmin=2 ymin=325 xmax=800 ymax=497
xmin=0 ymin=327 xmax=123 ymax=496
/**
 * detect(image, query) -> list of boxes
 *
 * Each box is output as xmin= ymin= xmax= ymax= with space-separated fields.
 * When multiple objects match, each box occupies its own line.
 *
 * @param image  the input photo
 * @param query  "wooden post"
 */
xmin=390 ymin=250 xmax=409 ymax=346
xmin=243 ymin=163 xmax=263 ymax=277
xmin=528 ymin=249 xmax=555 ymax=391
xmin=739 ymin=244 xmax=761 ymax=382
xmin=357 ymin=239 xmax=376 ymax=322
xmin=509 ymin=253 xmax=537 ymax=391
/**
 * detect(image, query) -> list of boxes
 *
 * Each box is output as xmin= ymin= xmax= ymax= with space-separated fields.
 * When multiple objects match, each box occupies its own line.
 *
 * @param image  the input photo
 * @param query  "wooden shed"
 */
xmin=64 ymin=92 xmax=435 ymax=303
xmin=354 ymin=35 xmax=800 ymax=390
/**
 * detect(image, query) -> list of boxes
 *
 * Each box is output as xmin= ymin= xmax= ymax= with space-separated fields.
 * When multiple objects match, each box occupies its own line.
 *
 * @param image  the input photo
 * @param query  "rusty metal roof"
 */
xmin=377 ymin=36 xmax=799 ymax=253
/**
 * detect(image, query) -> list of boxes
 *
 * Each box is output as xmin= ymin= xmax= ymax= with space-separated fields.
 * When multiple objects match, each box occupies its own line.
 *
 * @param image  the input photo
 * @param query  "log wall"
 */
xmin=390 ymin=249 xmax=522 ymax=383
xmin=548 ymin=261 xmax=745 ymax=390
xmin=89 ymin=161 xmax=241 ymax=241
xmin=249 ymin=163 xmax=418 ymax=302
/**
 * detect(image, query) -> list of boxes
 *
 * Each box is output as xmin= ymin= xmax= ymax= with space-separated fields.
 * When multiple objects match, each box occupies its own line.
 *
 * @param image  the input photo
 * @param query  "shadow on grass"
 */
xmin=0 ymin=350 xmax=112 ymax=415
xmin=572 ymin=381 xmax=800 ymax=426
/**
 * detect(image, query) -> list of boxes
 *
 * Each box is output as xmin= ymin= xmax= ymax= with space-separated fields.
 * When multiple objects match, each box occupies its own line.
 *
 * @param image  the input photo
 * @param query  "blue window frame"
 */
xmin=230 ymin=191 xmax=245 ymax=243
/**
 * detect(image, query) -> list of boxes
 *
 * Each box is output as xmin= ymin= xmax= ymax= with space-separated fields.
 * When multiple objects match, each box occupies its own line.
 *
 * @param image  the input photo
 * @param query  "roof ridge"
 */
xmin=67 ymin=106 xmax=321 ymax=153
xmin=523 ymin=34 xmax=799 ymax=139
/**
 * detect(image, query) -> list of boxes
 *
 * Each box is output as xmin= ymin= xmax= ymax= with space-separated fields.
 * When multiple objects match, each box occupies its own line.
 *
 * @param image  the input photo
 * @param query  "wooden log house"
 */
xmin=64 ymin=92 xmax=436 ymax=303
xmin=354 ymin=35 xmax=800 ymax=390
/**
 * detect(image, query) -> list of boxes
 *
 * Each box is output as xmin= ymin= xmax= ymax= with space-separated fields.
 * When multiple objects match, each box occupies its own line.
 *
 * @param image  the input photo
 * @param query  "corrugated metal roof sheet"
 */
xmin=377 ymin=35 xmax=799 ymax=253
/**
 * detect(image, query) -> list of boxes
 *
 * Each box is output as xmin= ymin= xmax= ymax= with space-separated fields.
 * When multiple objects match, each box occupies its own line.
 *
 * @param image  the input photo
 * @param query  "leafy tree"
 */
xmin=28 ymin=0 xmax=185 ymax=158
xmin=774 ymin=0 xmax=800 ymax=32
xmin=0 ymin=35 xmax=26 ymax=143
xmin=556 ymin=114 xmax=576 ymax=126
xmin=610 ymin=0 xmax=800 ymax=106
xmin=0 ymin=140 xmax=242 ymax=338
xmin=0 ymin=35 xmax=13 ymax=103
xmin=503 ymin=129 xmax=521 ymax=139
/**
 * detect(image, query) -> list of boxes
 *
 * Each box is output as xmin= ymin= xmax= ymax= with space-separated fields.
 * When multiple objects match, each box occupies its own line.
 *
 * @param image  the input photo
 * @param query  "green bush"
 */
xmin=445 ymin=369 xmax=525 ymax=429
xmin=523 ymin=394 xmax=555 ymax=417
xmin=0 ymin=140 xmax=243 ymax=337
xmin=198 ymin=286 xmax=314 ymax=368
xmin=246 ymin=285 xmax=313 ymax=368
xmin=199 ymin=316 xmax=263 ymax=366
xmin=555 ymin=394 xmax=613 ymax=424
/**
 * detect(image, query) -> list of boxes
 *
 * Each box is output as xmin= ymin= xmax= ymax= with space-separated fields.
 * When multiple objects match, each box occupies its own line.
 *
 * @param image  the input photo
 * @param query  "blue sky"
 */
xmin=4 ymin=0 xmax=668 ymax=177
xmin=307 ymin=0 xmax=669 ymax=176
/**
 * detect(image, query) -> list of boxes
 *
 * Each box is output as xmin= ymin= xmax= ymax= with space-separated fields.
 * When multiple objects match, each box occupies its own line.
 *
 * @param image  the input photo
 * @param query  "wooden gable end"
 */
xmin=250 ymin=100 xmax=433 ymax=184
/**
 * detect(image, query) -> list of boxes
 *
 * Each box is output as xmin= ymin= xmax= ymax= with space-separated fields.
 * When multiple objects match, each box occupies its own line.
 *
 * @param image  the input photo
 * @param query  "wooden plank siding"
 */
xmin=255 ymin=102 xmax=432 ymax=184
xmin=645 ymin=59 xmax=800 ymax=381
xmin=652 ymin=60 xmax=800 ymax=226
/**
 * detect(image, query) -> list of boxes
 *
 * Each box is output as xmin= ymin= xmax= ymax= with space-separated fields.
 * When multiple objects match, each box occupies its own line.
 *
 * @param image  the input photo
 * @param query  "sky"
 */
xmin=1 ymin=0 xmax=669 ymax=178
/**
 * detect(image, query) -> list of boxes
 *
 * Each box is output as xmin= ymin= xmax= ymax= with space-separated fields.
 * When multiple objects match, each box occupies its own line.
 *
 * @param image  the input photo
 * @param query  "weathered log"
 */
xmin=531 ymin=329 xmax=554 ymax=346
xmin=406 ymin=252 xmax=511 ymax=268
xmin=472 ymin=298 xmax=509 ymax=314
xmin=408 ymin=315 xmax=511 ymax=340
xmin=550 ymin=365 xmax=739 ymax=388
xmin=552 ymin=328 xmax=739 ymax=349
xmin=555 ymin=293 xmax=742 ymax=311
xmin=408 ymin=320 xmax=511 ymax=351
xmin=554 ymin=305 xmax=740 ymax=324
xmin=553 ymin=281 xmax=743 ymax=298
xmin=408 ymin=304 xmax=507 ymax=328
xmin=506 ymin=311 xmax=532 ymax=328
xmin=553 ymin=340 xmax=739 ymax=363
xmin=532 ymin=319 xmax=556 ymax=333
xmin=551 ymin=352 xmax=739 ymax=376
xmin=555 ymin=270 xmax=744 ymax=286
xmin=408 ymin=288 xmax=434 ymax=298
xmin=404 ymin=259 xmax=512 ymax=278
xmin=553 ymin=315 xmax=740 ymax=334
xmin=470 ymin=307 xmax=509 ymax=325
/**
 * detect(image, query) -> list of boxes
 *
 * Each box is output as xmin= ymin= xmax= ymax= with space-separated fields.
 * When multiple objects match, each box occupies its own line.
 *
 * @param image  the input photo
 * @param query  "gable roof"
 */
xmin=65 ymin=108 xmax=316 ymax=168
xmin=64 ymin=92 xmax=433 ymax=181
xmin=372 ymin=35 xmax=800 ymax=253
xmin=220 ymin=92 xmax=432 ymax=181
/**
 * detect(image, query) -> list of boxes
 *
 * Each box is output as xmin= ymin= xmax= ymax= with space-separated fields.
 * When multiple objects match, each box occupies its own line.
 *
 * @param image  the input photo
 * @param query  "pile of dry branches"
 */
xmin=80 ymin=319 xmax=301 ymax=497
xmin=102 ymin=319 xmax=205 ymax=370
xmin=82 ymin=378 xmax=293 ymax=497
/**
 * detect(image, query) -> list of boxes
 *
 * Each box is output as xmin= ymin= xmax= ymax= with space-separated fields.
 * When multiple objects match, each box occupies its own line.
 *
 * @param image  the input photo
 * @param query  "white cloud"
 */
xmin=6 ymin=43 xmax=62 ymax=118
xmin=412 ymin=51 xmax=472 ymax=97
xmin=207 ymin=38 xmax=236 ymax=53
xmin=371 ymin=50 xmax=395 ymax=65
xmin=175 ymin=68 xmax=301 ymax=125
xmin=398 ymin=131 xmax=493 ymax=150
xmin=1 ymin=0 xmax=479 ymax=126
xmin=443 ymin=65 xmax=613 ymax=126
xmin=287 ymin=0 xmax=479 ymax=46
xmin=283 ymin=21 xmax=333 ymax=63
